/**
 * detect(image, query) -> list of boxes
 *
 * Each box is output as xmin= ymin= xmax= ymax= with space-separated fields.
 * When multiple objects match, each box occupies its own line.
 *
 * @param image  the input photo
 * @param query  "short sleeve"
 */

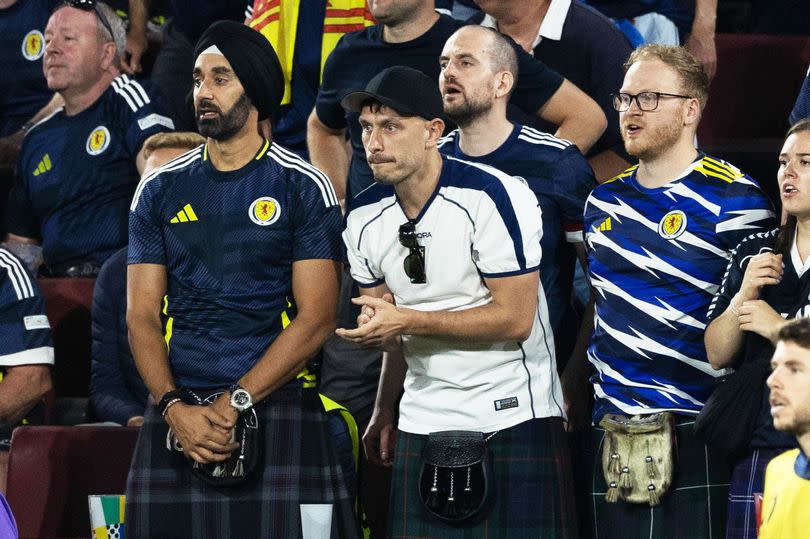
xmin=552 ymin=147 xmax=597 ymax=243
xmin=0 ymin=250 xmax=53 ymax=365
xmin=314 ymin=36 xmax=351 ymax=130
xmin=112 ymin=77 xmax=175 ymax=157
xmin=128 ymin=177 xmax=166 ymax=265
xmin=509 ymin=39 xmax=564 ymax=115
xmin=343 ymin=212 xmax=385 ymax=287
xmin=706 ymin=241 xmax=747 ymax=322
xmin=716 ymin=178 xmax=776 ymax=251
xmin=290 ymin=167 xmax=344 ymax=262
xmin=474 ymin=176 xmax=542 ymax=277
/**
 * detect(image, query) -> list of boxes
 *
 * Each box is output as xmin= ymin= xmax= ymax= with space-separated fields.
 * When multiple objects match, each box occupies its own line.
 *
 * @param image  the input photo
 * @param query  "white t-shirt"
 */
xmin=343 ymin=155 xmax=564 ymax=434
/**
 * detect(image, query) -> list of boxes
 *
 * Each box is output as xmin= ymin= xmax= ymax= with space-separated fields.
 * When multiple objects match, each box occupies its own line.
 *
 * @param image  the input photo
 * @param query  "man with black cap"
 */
xmin=125 ymin=20 xmax=359 ymax=538
xmin=338 ymin=65 xmax=576 ymax=537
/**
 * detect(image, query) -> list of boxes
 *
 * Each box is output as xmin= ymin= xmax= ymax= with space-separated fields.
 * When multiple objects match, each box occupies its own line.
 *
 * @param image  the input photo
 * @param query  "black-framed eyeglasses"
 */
xmin=612 ymin=91 xmax=692 ymax=112
xmin=65 ymin=0 xmax=115 ymax=41
xmin=398 ymin=221 xmax=426 ymax=284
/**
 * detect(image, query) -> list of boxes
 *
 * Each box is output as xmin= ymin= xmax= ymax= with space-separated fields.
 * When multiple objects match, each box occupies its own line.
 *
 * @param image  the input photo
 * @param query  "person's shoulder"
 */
xmin=768 ymin=448 xmax=801 ymax=474
xmin=130 ymin=145 xmax=204 ymax=211
xmin=0 ymin=247 xmax=37 ymax=301
xmin=691 ymin=154 xmax=759 ymax=188
xmin=265 ymin=143 xmax=339 ymax=207
xmin=514 ymin=124 xmax=574 ymax=154
xmin=567 ymin=1 xmax=630 ymax=38
xmin=331 ymin=23 xmax=382 ymax=52
xmin=592 ymin=164 xmax=638 ymax=195
xmin=22 ymin=106 xmax=64 ymax=139
xmin=443 ymin=154 xmax=529 ymax=195
xmin=732 ymin=228 xmax=779 ymax=257
xmin=350 ymin=181 xmax=396 ymax=214
xmin=105 ymin=74 xmax=170 ymax=120
xmin=437 ymin=129 xmax=459 ymax=152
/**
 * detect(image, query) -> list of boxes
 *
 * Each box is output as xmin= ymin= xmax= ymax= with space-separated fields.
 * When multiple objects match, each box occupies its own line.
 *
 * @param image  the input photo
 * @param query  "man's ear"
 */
xmin=426 ymin=118 xmax=445 ymax=148
xmin=100 ymin=41 xmax=118 ymax=72
xmin=495 ymin=71 xmax=514 ymax=99
xmin=683 ymin=98 xmax=701 ymax=127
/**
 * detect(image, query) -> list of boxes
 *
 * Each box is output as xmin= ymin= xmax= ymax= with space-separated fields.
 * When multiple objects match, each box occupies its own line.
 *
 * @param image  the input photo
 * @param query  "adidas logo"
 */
xmin=597 ymin=217 xmax=612 ymax=232
xmin=170 ymin=204 xmax=198 ymax=223
xmin=33 ymin=154 xmax=52 ymax=176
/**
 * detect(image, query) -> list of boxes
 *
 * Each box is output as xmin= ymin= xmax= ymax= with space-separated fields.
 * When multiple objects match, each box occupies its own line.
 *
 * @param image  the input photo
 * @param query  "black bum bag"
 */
xmin=418 ymin=430 xmax=496 ymax=524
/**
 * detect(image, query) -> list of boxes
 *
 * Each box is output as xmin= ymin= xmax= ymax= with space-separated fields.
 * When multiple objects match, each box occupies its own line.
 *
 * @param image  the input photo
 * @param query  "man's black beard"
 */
xmin=196 ymin=92 xmax=252 ymax=141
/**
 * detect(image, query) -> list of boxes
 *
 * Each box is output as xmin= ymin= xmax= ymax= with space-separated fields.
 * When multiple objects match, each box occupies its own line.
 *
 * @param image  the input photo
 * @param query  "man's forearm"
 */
xmin=128 ymin=0 xmax=149 ymax=36
xmin=588 ymin=149 xmax=633 ymax=183
xmin=705 ymin=304 xmax=745 ymax=370
xmin=404 ymin=301 xmax=533 ymax=342
xmin=540 ymin=80 xmax=606 ymax=155
xmin=0 ymin=365 xmax=51 ymax=427
xmin=306 ymin=111 xmax=349 ymax=203
xmin=238 ymin=312 xmax=336 ymax=402
xmin=128 ymin=314 xmax=175 ymax=402
xmin=373 ymin=347 xmax=407 ymax=416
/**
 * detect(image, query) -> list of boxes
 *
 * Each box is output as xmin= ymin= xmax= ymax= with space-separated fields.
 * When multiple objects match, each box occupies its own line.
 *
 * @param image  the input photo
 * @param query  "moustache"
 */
xmin=367 ymin=155 xmax=395 ymax=164
xmin=196 ymin=100 xmax=222 ymax=115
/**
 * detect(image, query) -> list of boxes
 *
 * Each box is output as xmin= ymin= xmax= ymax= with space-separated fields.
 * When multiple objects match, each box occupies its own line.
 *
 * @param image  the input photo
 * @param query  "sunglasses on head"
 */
xmin=65 ymin=0 xmax=115 ymax=41
xmin=398 ymin=221 xmax=426 ymax=284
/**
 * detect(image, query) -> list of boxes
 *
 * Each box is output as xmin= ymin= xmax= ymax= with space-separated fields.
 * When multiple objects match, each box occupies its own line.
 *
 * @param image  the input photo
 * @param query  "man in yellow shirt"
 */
xmin=760 ymin=318 xmax=810 ymax=538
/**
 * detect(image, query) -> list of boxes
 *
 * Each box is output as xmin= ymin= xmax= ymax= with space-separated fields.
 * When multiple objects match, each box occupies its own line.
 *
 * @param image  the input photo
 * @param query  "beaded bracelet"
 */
xmin=158 ymin=389 xmax=187 ymax=418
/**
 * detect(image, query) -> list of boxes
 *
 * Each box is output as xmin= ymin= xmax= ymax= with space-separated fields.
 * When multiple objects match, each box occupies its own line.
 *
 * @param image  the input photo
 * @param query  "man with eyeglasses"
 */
xmin=338 ymin=65 xmax=573 ymax=537
xmin=4 ymin=0 xmax=174 ymax=276
xmin=580 ymin=44 xmax=775 ymax=538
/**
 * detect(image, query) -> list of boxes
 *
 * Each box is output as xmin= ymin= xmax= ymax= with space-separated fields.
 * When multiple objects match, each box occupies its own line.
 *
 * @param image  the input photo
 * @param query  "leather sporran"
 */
xmin=599 ymin=412 xmax=675 ymax=506
xmin=418 ymin=430 xmax=494 ymax=524
xmin=165 ymin=389 xmax=262 ymax=487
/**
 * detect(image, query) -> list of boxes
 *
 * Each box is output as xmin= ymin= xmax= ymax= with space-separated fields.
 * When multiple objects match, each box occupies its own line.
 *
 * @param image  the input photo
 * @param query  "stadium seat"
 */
xmin=698 ymin=34 xmax=810 ymax=205
xmin=5 ymin=425 xmax=138 ymax=539
xmin=38 ymin=278 xmax=95 ymax=401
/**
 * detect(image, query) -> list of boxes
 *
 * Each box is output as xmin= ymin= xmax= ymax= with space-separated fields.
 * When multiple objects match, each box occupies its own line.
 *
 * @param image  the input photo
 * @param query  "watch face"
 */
xmin=231 ymin=389 xmax=252 ymax=409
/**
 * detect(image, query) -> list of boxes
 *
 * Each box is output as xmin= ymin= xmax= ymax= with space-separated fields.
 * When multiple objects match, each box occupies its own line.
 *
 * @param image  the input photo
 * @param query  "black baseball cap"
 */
xmin=340 ymin=66 xmax=444 ymax=121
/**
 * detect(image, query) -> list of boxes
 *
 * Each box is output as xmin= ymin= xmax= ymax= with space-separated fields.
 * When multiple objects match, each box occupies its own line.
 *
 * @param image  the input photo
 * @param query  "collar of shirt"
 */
xmin=790 ymin=224 xmax=810 ymax=278
xmin=480 ymin=0 xmax=571 ymax=51
xmin=795 ymin=449 xmax=810 ymax=480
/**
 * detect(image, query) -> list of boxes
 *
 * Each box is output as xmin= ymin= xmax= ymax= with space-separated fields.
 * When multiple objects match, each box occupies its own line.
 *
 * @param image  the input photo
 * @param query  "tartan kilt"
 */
xmin=124 ymin=385 xmax=360 ymax=539
xmin=725 ymin=449 xmax=785 ymax=539
xmin=587 ymin=417 xmax=730 ymax=539
xmin=388 ymin=417 xmax=578 ymax=539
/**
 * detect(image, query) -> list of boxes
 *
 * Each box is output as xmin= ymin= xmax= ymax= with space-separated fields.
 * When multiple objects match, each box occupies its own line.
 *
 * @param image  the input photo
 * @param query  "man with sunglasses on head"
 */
xmin=580 ymin=44 xmax=775 ymax=538
xmin=4 ymin=0 xmax=174 ymax=277
xmin=338 ymin=65 xmax=574 ymax=537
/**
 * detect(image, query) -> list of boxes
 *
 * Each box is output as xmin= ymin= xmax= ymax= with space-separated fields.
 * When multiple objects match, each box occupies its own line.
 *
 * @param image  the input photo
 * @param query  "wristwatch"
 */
xmin=228 ymin=383 xmax=253 ymax=412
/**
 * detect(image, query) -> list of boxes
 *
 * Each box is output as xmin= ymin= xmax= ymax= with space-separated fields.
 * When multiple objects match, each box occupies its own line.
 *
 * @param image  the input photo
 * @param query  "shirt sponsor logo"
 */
xmin=137 ymin=113 xmax=175 ymax=131
xmin=86 ymin=126 xmax=111 ymax=155
xmin=494 ymin=396 xmax=519 ymax=411
xmin=24 ymin=315 xmax=50 ymax=330
xmin=22 ymin=30 xmax=44 ymax=61
xmin=249 ymin=197 xmax=281 ymax=226
xmin=658 ymin=210 xmax=687 ymax=239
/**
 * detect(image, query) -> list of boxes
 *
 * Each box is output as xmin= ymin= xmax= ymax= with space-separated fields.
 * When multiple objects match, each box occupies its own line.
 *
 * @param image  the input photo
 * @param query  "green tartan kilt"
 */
xmin=388 ymin=417 xmax=578 ymax=539
xmin=587 ymin=417 xmax=731 ymax=539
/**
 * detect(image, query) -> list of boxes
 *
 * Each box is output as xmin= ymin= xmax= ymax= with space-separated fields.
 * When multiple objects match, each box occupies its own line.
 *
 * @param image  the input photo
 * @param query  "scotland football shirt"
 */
xmin=129 ymin=141 xmax=343 ymax=388
xmin=584 ymin=155 xmax=775 ymax=421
